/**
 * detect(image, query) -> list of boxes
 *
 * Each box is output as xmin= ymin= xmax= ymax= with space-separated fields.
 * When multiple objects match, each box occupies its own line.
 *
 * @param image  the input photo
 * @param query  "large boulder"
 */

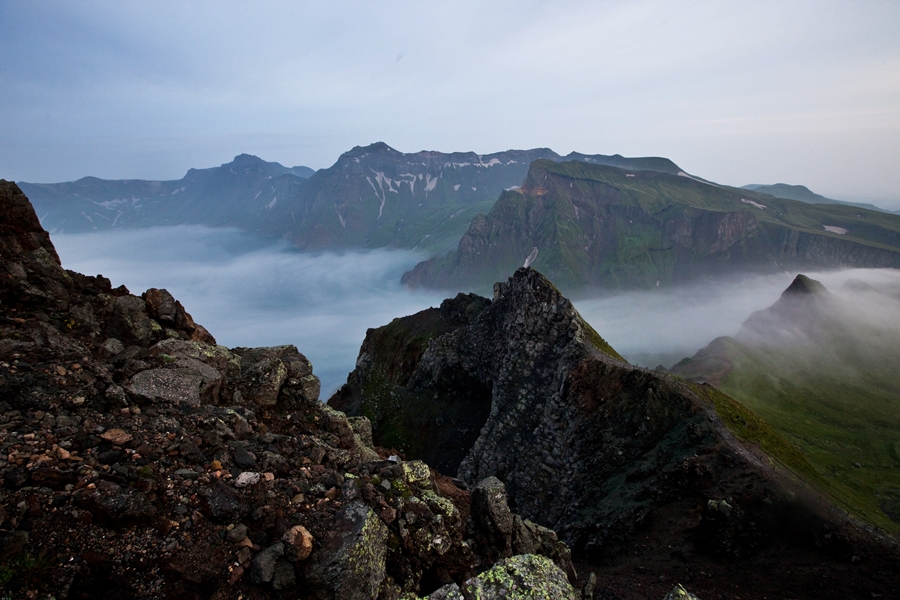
xmin=302 ymin=501 xmax=389 ymax=600
xmin=128 ymin=367 xmax=204 ymax=406
xmin=424 ymin=554 xmax=579 ymax=600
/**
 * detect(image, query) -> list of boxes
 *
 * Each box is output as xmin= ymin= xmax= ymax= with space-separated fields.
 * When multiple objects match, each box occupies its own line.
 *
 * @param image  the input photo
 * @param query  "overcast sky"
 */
xmin=2 ymin=1 xmax=899 ymax=207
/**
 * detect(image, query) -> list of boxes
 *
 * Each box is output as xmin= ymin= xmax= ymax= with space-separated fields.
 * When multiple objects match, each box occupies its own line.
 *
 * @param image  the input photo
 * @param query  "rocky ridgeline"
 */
xmin=0 ymin=180 xmax=613 ymax=599
xmin=333 ymin=266 xmax=900 ymax=597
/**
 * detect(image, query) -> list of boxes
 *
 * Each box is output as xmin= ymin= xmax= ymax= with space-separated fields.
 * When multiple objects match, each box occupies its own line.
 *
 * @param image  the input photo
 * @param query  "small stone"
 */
xmin=250 ymin=542 xmax=285 ymax=584
xmin=209 ymin=459 xmax=223 ymax=471
xmin=234 ymin=472 xmax=261 ymax=488
xmin=227 ymin=523 xmax=249 ymax=543
xmin=233 ymin=446 xmax=257 ymax=468
xmin=281 ymin=525 xmax=314 ymax=561
xmin=99 ymin=428 xmax=133 ymax=446
xmin=264 ymin=472 xmax=275 ymax=482
xmin=56 ymin=366 xmax=67 ymax=376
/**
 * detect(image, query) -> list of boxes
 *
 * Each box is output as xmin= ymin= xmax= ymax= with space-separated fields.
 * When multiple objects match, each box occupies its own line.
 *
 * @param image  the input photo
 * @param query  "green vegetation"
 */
xmin=714 ymin=340 xmax=900 ymax=533
xmin=676 ymin=283 xmax=900 ymax=534
xmin=407 ymin=158 xmax=900 ymax=295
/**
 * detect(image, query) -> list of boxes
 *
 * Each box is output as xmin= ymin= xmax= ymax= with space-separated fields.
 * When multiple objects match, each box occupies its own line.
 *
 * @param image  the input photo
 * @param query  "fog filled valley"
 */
xmin=50 ymin=225 xmax=895 ymax=397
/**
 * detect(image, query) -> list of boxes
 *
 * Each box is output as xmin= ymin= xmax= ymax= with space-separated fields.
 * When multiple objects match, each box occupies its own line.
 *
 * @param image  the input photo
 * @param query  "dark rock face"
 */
xmin=333 ymin=266 xmax=900 ymax=599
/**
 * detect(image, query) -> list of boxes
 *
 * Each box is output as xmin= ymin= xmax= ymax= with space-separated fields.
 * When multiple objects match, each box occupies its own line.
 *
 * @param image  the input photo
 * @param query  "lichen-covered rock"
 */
xmin=663 ymin=584 xmax=701 ymax=600
xmin=128 ymin=367 xmax=204 ymax=405
xmin=472 ymin=476 xmax=514 ymax=559
xmin=108 ymin=295 xmax=158 ymax=346
xmin=302 ymin=501 xmax=389 ymax=600
xmin=425 ymin=554 xmax=579 ymax=600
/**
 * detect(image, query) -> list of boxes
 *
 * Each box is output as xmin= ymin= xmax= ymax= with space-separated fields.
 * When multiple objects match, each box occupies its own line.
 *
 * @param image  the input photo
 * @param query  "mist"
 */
xmin=53 ymin=226 xmax=445 ymax=397
xmin=52 ymin=226 xmax=900 ymax=398
xmin=574 ymin=268 xmax=900 ymax=368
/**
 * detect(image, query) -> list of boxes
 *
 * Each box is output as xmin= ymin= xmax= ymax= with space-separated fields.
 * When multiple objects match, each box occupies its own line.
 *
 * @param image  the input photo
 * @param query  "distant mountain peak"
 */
xmin=783 ymin=274 xmax=828 ymax=297
xmin=343 ymin=142 xmax=399 ymax=158
xmin=230 ymin=153 xmax=264 ymax=164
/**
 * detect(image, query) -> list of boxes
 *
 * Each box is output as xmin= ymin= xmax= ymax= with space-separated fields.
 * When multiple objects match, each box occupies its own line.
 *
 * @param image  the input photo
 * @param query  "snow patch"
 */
xmin=424 ymin=174 xmax=439 ymax=193
xmin=453 ymin=184 xmax=461 ymax=191
xmin=266 ymin=197 xmax=277 ymax=209
xmin=741 ymin=198 xmax=767 ymax=210
xmin=523 ymin=247 xmax=539 ymax=268
xmin=253 ymin=190 xmax=262 ymax=200
xmin=678 ymin=172 xmax=719 ymax=187
xmin=335 ymin=204 xmax=346 ymax=228
xmin=823 ymin=225 xmax=848 ymax=235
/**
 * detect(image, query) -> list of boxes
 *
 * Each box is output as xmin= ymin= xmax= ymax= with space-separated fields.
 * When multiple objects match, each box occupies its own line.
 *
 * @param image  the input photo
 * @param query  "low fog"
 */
xmin=53 ymin=226 xmax=445 ymax=397
xmin=574 ymin=268 xmax=900 ymax=368
xmin=53 ymin=226 xmax=900 ymax=397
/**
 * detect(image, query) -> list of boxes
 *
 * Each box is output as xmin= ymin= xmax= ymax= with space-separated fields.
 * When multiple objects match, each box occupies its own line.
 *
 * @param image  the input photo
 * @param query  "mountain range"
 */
xmin=20 ymin=142 xmax=900 ymax=296
xmin=404 ymin=160 xmax=900 ymax=294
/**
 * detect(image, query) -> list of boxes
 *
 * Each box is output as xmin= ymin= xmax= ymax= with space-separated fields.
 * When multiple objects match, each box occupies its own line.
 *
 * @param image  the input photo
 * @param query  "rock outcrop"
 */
xmin=333 ymin=266 xmax=900 ymax=598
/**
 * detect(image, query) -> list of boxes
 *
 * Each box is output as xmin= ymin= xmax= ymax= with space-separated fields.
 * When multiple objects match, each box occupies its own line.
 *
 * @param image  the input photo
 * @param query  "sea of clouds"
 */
xmin=53 ymin=225 xmax=900 ymax=396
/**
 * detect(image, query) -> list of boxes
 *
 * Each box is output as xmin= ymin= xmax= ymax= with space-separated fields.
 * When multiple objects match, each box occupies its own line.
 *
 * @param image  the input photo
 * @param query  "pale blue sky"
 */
xmin=2 ymin=0 xmax=899 ymax=207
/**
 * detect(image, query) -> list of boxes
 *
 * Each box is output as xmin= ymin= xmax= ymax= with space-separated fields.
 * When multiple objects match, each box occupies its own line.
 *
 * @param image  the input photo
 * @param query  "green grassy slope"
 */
xmin=672 ymin=279 xmax=900 ymax=534
xmin=404 ymin=160 xmax=900 ymax=294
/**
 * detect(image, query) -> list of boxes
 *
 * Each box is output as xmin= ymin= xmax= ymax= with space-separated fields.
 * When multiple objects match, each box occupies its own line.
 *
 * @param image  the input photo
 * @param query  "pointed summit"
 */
xmin=782 ymin=274 xmax=828 ymax=297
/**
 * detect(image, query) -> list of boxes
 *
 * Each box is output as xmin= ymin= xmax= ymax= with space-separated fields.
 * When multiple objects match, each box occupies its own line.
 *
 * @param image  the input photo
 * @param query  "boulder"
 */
xmin=239 ymin=357 xmax=288 ymax=407
xmin=128 ymin=367 xmax=204 ymax=405
xmin=108 ymin=295 xmax=158 ymax=346
xmin=663 ymin=584 xmax=701 ymax=600
xmin=425 ymin=554 xmax=579 ymax=600
xmin=302 ymin=501 xmax=389 ymax=600
xmin=471 ymin=476 xmax=514 ymax=558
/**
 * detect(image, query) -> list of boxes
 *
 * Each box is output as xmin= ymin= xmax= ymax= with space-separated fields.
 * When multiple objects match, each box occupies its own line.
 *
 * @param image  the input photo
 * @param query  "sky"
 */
xmin=2 ymin=0 xmax=900 ymax=208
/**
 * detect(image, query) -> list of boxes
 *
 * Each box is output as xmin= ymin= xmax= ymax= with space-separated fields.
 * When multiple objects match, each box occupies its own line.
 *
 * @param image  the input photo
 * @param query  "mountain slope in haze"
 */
xmin=744 ymin=183 xmax=898 ymax=214
xmin=18 ymin=143 xmax=684 ymax=256
xmin=18 ymin=154 xmax=314 ymax=233
xmin=670 ymin=273 xmax=900 ymax=534
xmin=331 ymin=267 xmax=900 ymax=598
xmin=403 ymin=160 xmax=900 ymax=294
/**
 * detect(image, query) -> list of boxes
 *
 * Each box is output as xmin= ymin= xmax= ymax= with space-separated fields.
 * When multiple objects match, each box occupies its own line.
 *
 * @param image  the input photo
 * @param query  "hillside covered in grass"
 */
xmin=403 ymin=160 xmax=900 ymax=295
xmin=671 ymin=273 xmax=900 ymax=534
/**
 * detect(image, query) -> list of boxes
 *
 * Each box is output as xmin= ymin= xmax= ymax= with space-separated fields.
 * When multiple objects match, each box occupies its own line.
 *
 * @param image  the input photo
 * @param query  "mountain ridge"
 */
xmin=403 ymin=159 xmax=900 ymax=294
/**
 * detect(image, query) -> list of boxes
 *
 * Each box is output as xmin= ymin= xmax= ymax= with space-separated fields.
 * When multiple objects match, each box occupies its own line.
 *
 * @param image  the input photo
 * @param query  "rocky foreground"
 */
xmin=0 ymin=179 xmax=604 ymax=599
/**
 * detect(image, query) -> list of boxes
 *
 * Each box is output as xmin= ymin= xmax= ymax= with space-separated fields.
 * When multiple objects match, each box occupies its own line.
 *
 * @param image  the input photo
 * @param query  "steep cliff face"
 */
xmin=403 ymin=160 xmax=900 ymax=294
xmin=0 ymin=181 xmax=581 ymax=599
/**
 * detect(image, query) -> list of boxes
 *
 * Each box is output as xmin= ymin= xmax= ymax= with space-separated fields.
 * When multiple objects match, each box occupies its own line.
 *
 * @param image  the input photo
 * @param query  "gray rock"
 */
xmin=271 ymin=558 xmax=296 ymax=590
xmin=128 ymin=367 xmax=204 ymax=405
xmin=99 ymin=337 xmax=125 ymax=358
xmin=226 ymin=523 xmax=249 ymax=543
xmin=240 ymin=357 xmax=288 ymax=406
xmin=472 ymin=476 xmax=514 ymax=556
xmin=250 ymin=542 xmax=284 ymax=584
xmin=198 ymin=481 xmax=250 ymax=523
xmin=108 ymin=294 xmax=158 ymax=346
xmin=302 ymin=501 xmax=389 ymax=600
